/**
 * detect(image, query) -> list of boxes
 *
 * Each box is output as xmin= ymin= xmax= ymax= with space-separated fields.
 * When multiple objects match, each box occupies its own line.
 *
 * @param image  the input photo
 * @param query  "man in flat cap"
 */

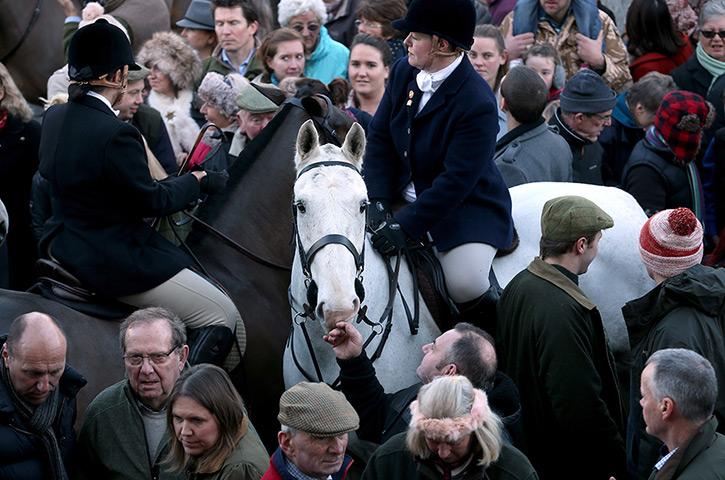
xmin=496 ymin=195 xmax=627 ymax=480
xmin=261 ymin=382 xmax=359 ymax=480
xmin=235 ymin=83 xmax=279 ymax=143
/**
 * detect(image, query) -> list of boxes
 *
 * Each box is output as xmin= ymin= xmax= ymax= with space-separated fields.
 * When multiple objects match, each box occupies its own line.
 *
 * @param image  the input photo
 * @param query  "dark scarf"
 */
xmin=0 ymin=357 xmax=67 ymax=480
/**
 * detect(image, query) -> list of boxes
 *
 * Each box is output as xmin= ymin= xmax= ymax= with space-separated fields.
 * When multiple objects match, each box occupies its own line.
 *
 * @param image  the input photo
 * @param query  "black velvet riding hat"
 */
xmin=68 ymin=19 xmax=140 ymax=82
xmin=391 ymin=0 xmax=476 ymax=50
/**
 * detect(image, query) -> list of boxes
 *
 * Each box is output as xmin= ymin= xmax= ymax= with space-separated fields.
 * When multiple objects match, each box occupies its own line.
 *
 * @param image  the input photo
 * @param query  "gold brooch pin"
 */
xmin=409 ymin=90 xmax=414 ymax=98
xmin=406 ymin=100 xmax=413 ymax=106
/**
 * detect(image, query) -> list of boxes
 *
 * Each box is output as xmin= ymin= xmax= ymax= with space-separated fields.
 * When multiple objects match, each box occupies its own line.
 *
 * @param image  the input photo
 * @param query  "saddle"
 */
xmin=33 ymin=259 xmax=134 ymax=319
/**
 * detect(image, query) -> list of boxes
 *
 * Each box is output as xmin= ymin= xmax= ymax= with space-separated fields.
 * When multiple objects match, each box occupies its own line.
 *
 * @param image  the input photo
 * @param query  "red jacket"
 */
xmin=629 ymin=34 xmax=693 ymax=82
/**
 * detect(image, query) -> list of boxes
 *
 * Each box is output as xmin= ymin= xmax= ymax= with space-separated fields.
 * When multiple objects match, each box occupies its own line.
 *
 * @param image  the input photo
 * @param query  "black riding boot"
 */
xmin=455 ymin=285 xmax=500 ymax=337
xmin=187 ymin=325 xmax=235 ymax=366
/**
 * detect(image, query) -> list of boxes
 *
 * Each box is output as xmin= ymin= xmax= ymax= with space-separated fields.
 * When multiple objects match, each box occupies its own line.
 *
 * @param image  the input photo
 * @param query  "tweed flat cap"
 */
xmin=127 ymin=65 xmax=151 ymax=83
xmin=236 ymin=84 xmax=280 ymax=114
xmin=278 ymin=382 xmax=359 ymax=437
xmin=541 ymin=196 xmax=613 ymax=242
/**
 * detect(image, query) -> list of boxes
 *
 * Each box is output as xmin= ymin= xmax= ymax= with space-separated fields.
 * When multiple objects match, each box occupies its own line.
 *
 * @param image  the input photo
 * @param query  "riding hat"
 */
xmin=541 ymin=195 xmax=613 ymax=242
xmin=176 ymin=0 xmax=216 ymax=31
xmin=277 ymin=382 xmax=359 ymax=437
xmin=391 ymin=0 xmax=476 ymax=50
xmin=68 ymin=19 xmax=140 ymax=82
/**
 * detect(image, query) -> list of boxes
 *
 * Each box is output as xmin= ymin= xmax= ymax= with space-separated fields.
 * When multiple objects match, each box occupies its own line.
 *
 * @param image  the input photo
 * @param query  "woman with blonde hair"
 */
xmin=165 ymin=364 xmax=269 ymax=479
xmin=362 ymin=376 xmax=537 ymax=480
xmin=0 ymin=62 xmax=41 ymax=290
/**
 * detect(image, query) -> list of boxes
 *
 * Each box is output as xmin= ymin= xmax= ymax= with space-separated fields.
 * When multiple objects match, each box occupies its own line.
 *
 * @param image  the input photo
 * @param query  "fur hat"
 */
xmin=639 ymin=207 xmax=703 ymax=278
xmin=559 ymin=68 xmax=616 ymax=114
xmin=277 ymin=382 xmax=359 ymax=437
xmin=409 ymin=388 xmax=491 ymax=443
xmin=654 ymin=91 xmax=714 ymax=164
xmin=198 ymin=72 xmax=249 ymax=119
xmin=136 ymin=31 xmax=202 ymax=91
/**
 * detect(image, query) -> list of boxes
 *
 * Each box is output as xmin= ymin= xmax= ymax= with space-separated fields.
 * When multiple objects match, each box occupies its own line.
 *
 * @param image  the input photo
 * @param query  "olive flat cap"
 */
xmin=236 ymin=84 xmax=279 ymax=114
xmin=278 ymin=382 xmax=359 ymax=437
xmin=541 ymin=195 xmax=614 ymax=242
xmin=127 ymin=65 xmax=151 ymax=83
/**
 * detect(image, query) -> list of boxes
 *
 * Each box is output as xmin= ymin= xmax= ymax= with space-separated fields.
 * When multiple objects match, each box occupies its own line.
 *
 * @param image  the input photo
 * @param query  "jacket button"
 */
xmin=407 ymin=128 xmax=411 ymax=134
xmin=404 ymin=151 xmax=408 ymax=157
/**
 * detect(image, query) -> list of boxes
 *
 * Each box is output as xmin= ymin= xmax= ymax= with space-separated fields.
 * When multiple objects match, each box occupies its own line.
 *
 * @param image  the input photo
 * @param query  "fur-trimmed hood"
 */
xmin=137 ymin=31 xmax=202 ymax=91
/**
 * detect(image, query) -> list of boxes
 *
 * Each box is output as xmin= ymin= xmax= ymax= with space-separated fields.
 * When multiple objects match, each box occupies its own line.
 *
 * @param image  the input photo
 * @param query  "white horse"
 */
xmin=284 ymin=121 xmax=653 ymax=393
xmin=284 ymin=120 xmax=440 ymax=391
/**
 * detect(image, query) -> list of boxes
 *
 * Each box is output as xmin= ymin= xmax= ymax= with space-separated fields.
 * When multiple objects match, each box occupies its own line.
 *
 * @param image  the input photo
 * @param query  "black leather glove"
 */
xmin=368 ymin=198 xmax=393 ymax=230
xmin=371 ymin=220 xmax=408 ymax=256
xmin=199 ymin=170 xmax=229 ymax=195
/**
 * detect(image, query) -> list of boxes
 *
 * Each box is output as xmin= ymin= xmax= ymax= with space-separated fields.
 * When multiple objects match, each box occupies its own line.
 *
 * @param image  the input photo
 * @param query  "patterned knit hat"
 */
xmin=639 ymin=207 xmax=703 ymax=278
xmin=278 ymin=382 xmax=359 ymax=437
xmin=654 ymin=91 xmax=714 ymax=164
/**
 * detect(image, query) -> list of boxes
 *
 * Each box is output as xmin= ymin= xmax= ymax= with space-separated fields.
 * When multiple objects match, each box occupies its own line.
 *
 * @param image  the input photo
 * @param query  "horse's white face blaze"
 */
xmin=294 ymin=121 xmax=367 ymax=331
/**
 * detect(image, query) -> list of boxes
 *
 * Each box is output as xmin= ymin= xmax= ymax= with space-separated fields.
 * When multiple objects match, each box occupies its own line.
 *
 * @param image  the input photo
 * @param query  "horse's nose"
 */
xmin=316 ymin=301 xmax=325 ymax=320
xmin=352 ymin=297 xmax=360 ymax=312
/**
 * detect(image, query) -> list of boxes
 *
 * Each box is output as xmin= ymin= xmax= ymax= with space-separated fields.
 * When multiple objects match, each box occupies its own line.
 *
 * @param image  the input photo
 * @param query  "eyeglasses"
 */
xmin=355 ymin=20 xmax=384 ymax=29
xmin=700 ymin=30 xmax=725 ymax=39
xmin=291 ymin=22 xmax=320 ymax=33
xmin=587 ymin=113 xmax=612 ymax=122
xmin=124 ymin=347 xmax=178 ymax=366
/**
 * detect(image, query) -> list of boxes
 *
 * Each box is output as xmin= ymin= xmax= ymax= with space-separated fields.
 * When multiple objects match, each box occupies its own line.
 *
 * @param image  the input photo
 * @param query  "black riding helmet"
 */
xmin=68 ymin=18 xmax=140 ymax=82
xmin=392 ymin=0 xmax=476 ymax=50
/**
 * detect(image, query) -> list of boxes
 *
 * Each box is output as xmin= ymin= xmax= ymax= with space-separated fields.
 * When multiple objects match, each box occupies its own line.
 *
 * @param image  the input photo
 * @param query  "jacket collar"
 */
xmin=654 ymin=417 xmax=719 ymax=479
xmin=527 ymin=257 xmax=596 ymax=310
xmin=74 ymin=93 xmax=119 ymax=117
xmin=551 ymin=108 xmax=590 ymax=147
xmin=495 ymin=117 xmax=545 ymax=150
xmin=414 ymin=55 xmax=476 ymax=119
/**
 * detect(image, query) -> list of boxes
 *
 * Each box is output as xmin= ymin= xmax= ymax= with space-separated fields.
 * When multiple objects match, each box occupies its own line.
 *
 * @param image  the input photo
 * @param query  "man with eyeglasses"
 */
xmin=74 ymin=307 xmax=189 ymax=480
xmin=197 ymin=0 xmax=264 ymax=85
xmin=548 ymin=68 xmax=616 ymax=185
xmin=0 ymin=312 xmax=86 ymax=480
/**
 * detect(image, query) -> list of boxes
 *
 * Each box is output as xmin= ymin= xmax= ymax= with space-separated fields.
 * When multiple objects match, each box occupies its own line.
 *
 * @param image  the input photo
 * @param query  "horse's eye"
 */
xmin=360 ymin=201 xmax=368 ymax=214
xmin=296 ymin=201 xmax=306 ymax=214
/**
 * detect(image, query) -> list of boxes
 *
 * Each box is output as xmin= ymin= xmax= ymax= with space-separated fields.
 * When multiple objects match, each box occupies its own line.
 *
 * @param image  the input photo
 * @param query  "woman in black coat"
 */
xmin=364 ymin=0 xmax=513 ymax=328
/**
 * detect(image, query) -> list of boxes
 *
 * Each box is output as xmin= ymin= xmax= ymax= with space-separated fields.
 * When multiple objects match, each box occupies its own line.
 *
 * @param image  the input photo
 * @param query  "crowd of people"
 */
xmin=2 ymin=0 xmax=725 ymax=478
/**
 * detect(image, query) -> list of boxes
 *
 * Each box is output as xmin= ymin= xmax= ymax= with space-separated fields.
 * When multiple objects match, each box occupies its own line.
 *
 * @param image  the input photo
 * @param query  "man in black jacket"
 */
xmin=0 ymin=312 xmax=86 ymax=480
xmin=324 ymin=321 xmax=521 ymax=445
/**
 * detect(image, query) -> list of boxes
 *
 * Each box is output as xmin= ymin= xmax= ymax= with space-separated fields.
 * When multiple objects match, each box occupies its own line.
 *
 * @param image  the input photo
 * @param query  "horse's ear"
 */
xmin=342 ymin=122 xmax=366 ymax=170
xmin=295 ymin=119 xmax=320 ymax=171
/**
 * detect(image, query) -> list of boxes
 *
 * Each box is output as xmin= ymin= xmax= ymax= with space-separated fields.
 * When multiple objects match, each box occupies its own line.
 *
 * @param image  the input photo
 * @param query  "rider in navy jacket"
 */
xmin=363 ymin=0 xmax=513 ymax=330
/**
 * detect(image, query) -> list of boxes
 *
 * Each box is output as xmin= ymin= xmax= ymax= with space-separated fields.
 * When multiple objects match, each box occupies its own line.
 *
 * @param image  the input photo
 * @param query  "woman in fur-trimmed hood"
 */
xmin=137 ymin=31 xmax=202 ymax=165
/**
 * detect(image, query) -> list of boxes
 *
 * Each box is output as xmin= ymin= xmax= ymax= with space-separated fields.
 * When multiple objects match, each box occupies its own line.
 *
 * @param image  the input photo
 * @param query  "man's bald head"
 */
xmin=2 ymin=312 xmax=68 ymax=405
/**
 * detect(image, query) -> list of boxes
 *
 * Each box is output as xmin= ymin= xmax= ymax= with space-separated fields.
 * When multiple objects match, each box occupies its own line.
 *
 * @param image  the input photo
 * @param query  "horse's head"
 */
xmin=292 ymin=119 xmax=367 ymax=331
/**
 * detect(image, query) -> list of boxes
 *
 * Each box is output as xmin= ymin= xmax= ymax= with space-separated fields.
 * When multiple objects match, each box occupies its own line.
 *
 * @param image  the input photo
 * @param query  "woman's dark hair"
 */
xmin=626 ymin=0 xmax=685 ymax=58
xmin=350 ymin=33 xmax=393 ymax=67
xmin=165 ymin=365 xmax=245 ymax=475
xmin=257 ymin=27 xmax=305 ymax=82
xmin=357 ymin=0 xmax=407 ymax=40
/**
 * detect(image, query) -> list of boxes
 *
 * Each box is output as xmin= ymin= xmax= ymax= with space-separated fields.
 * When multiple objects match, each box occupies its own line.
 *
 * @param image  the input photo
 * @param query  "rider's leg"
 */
xmin=435 ymin=242 xmax=499 ymax=335
xmin=118 ymin=268 xmax=245 ymax=366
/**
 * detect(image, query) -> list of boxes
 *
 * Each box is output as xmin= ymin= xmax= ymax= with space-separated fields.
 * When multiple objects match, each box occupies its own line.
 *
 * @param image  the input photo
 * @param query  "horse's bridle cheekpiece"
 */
xmin=292 ymin=161 xmax=367 ymax=312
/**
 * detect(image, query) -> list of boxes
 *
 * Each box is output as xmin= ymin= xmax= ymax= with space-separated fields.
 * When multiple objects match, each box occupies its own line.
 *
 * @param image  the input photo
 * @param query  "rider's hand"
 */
xmin=367 ymin=198 xmax=393 ymax=230
xmin=324 ymin=321 xmax=364 ymax=360
xmin=371 ymin=220 xmax=408 ymax=256
xmin=199 ymin=170 xmax=229 ymax=195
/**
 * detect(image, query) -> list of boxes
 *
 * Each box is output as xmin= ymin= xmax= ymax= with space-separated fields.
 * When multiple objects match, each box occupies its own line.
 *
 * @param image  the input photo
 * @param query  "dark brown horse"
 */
xmin=0 ymin=96 xmax=353 ymax=451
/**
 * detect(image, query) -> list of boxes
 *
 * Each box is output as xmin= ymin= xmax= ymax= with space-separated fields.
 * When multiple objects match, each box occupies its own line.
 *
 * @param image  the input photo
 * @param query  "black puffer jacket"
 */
xmin=0 ymin=335 xmax=87 ymax=479
xmin=623 ymin=265 xmax=725 ymax=480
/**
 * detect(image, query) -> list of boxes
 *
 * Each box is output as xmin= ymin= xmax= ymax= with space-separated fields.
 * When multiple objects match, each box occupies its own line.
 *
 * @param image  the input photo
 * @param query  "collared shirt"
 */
xmin=539 ymin=5 xmax=573 ymax=34
xmin=654 ymin=445 xmax=679 ymax=471
xmin=222 ymin=47 xmax=256 ymax=75
xmin=415 ymin=53 xmax=463 ymax=114
xmin=88 ymin=90 xmax=120 ymax=116
xmin=283 ymin=456 xmax=333 ymax=480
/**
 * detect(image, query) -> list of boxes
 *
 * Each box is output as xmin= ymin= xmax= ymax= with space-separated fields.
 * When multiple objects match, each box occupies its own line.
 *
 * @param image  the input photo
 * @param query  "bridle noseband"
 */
xmin=292 ymin=161 xmax=367 ymax=311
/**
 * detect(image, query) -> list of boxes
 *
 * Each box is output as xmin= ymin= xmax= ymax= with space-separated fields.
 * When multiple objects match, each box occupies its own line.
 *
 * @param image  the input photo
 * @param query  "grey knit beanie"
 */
xmin=559 ymin=68 xmax=616 ymax=114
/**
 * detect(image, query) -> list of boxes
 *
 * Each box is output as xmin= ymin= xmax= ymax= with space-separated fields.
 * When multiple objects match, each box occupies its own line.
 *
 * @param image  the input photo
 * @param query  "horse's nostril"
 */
xmin=316 ymin=302 xmax=325 ymax=319
xmin=352 ymin=298 xmax=360 ymax=310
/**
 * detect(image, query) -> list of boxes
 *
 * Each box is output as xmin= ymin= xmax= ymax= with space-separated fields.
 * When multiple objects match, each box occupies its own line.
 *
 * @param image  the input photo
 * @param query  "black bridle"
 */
xmin=1 ymin=0 xmax=43 ymax=64
xmin=291 ymin=161 xmax=367 ymax=311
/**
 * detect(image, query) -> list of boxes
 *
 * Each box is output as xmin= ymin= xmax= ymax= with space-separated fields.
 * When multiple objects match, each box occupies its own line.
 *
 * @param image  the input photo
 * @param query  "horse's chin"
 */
xmin=323 ymin=311 xmax=358 ymax=333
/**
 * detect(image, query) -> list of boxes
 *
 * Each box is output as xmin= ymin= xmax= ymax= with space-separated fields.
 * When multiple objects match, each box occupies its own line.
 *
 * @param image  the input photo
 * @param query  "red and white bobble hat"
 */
xmin=639 ymin=207 xmax=703 ymax=278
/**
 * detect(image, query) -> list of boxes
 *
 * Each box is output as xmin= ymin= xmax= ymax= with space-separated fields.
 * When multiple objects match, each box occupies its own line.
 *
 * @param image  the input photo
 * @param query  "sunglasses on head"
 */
xmin=291 ymin=22 xmax=320 ymax=33
xmin=701 ymin=29 xmax=725 ymax=39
